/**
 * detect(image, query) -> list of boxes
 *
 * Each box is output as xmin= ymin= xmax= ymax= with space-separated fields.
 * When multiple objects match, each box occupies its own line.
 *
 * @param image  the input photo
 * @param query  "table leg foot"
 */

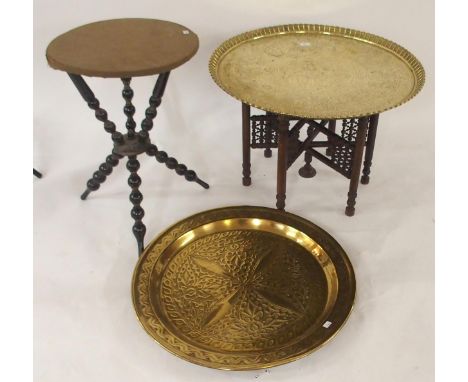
xmin=298 ymin=148 xmax=316 ymax=178
xmin=242 ymin=177 xmax=251 ymax=186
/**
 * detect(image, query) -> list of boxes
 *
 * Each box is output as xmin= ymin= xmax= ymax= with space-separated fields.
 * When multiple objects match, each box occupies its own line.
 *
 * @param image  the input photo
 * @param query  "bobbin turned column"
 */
xmin=298 ymin=124 xmax=317 ymax=178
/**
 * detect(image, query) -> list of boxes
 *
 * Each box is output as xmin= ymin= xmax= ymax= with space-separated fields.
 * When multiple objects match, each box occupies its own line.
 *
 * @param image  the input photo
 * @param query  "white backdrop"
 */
xmin=33 ymin=1 xmax=434 ymax=381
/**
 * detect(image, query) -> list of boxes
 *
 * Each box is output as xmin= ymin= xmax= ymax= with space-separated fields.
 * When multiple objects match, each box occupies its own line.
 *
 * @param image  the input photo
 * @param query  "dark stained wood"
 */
xmin=68 ymin=73 xmax=124 ymax=145
xmin=361 ymin=114 xmax=379 ymax=184
xmin=55 ymin=36 xmax=208 ymax=254
xmin=146 ymin=144 xmax=209 ymax=189
xmin=243 ymin=106 xmax=382 ymax=216
xmin=121 ymin=78 xmax=136 ymax=138
xmin=242 ymin=103 xmax=252 ymax=186
xmin=326 ymin=120 xmax=336 ymax=156
xmin=298 ymin=125 xmax=318 ymax=178
xmin=80 ymin=153 xmax=123 ymax=200
xmin=140 ymin=72 xmax=170 ymax=140
xmin=127 ymin=156 xmax=146 ymax=255
xmin=33 ymin=169 xmax=42 ymax=178
xmin=276 ymin=117 xmax=289 ymax=210
xmin=345 ymin=117 xmax=369 ymax=216
xmin=264 ymin=111 xmax=273 ymax=157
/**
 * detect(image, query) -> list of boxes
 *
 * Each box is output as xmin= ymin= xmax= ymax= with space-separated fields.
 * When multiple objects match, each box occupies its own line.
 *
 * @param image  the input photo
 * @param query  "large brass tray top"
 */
xmin=132 ymin=206 xmax=355 ymax=370
xmin=208 ymin=24 xmax=425 ymax=215
xmin=209 ymin=24 xmax=425 ymax=119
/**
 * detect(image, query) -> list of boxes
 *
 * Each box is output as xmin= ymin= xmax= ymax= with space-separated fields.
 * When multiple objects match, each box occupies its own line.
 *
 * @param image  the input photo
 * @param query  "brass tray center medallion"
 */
xmin=159 ymin=229 xmax=334 ymax=352
xmin=133 ymin=207 xmax=355 ymax=370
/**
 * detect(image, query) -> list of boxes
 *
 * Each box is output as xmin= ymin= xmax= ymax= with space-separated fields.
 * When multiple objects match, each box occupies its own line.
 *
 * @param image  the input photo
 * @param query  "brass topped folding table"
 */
xmin=209 ymin=24 xmax=425 ymax=215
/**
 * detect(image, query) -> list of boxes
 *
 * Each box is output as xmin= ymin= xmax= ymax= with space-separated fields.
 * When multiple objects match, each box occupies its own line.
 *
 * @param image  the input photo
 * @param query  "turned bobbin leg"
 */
xmin=146 ymin=145 xmax=209 ymax=189
xmin=81 ymin=153 xmax=123 ymax=200
xmin=276 ymin=117 xmax=289 ymax=210
xmin=242 ymin=103 xmax=251 ymax=186
xmin=361 ymin=114 xmax=379 ymax=184
xmin=298 ymin=125 xmax=317 ymax=178
xmin=345 ymin=117 xmax=369 ymax=216
xmin=141 ymin=73 xmax=209 ymax=189
xmin=127 ymin=156 xmax=146 ymax=255
xmin=326 ymin=120 xmax=337 ymax=156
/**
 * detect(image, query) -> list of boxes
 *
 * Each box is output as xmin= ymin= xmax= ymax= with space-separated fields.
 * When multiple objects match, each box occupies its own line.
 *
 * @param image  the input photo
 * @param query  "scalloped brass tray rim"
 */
xmin=209 ymin=24 xmax=425 ymax=120
xmin=132 ymin=206 xmax=356 ymax=370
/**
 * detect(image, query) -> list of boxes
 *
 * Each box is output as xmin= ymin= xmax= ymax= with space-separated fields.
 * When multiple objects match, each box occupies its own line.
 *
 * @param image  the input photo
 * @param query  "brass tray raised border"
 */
xmin=209 ymin=24 xmax=425 ymax=119
xmin=132 ymin=206 xmax=356 ymax=370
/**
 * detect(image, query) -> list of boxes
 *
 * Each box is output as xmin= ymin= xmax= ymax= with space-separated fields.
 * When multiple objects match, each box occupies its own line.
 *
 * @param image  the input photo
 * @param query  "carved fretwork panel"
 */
xmin=329 ymin=119 xmax=368 ymax=177
xmin=251 ymin=115 xmax=278 ymax=149
xmin=341 ymin=119 xmax=359 ymax=142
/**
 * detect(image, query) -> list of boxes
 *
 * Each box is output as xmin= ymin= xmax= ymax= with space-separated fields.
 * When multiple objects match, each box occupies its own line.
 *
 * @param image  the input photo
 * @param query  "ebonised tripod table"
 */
xmin=46 ymin=19 xmax=209 ymax=255
xmin=210 ymin=24 xmax=425 ymax=215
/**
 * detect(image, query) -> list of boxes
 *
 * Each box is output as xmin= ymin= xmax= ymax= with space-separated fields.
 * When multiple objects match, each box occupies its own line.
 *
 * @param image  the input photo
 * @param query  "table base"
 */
xmin=242 ymin=103 xmax=379 ymax=216
xmin=68 ymin=72 xmax=209 ymax=255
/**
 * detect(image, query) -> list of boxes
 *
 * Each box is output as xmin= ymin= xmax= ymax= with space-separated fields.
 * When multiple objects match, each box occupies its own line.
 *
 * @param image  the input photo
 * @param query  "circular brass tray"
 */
xmin=132 ymin=206 xmax=355 ymax=370
xmin=209 ymin=24 xmax=425 ymax=119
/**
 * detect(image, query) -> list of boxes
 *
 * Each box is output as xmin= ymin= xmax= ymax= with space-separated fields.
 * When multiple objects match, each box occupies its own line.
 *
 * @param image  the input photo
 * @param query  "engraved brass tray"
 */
xmin=209 ymin=24 xmax=425 ymax=119
xmin=133 ymin=206 xmax=355 ymax=370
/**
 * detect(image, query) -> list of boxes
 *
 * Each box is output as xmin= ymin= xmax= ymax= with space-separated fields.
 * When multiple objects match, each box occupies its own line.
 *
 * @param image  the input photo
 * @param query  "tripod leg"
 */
xmin=276 ymin=117 xmax=289 ymax=210
xmin=81 ymin=153 xmax=123 ymax=200
xmin=127 ymin=156 xmax=146 ymax=256
xmin=33 ymin=168 xmax=42 ymax=178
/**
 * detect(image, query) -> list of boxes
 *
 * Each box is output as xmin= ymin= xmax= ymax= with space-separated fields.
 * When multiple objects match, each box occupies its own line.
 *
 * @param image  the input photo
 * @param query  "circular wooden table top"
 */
xmin=46 ymin=18 xmax=199 ymax=78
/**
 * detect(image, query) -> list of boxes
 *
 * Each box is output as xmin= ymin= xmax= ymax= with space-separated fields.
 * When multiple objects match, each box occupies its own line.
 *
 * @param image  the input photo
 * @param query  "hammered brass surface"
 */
xmin=132 ymin=207 xmax=355 ymax=370
xmin=209 ymin=24 xmax=425 ymax=119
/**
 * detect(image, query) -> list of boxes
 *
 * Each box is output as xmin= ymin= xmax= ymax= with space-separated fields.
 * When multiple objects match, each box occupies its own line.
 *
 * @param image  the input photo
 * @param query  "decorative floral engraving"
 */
xmin=133 ymin=207 xmax=355 ymax=369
